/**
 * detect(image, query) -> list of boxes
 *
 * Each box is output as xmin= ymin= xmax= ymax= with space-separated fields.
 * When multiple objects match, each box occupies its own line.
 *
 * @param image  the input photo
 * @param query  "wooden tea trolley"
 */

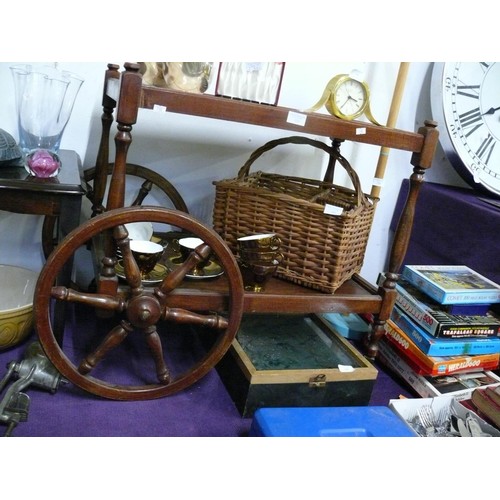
xmin=33 ymin=63 xmax=439 ymax=401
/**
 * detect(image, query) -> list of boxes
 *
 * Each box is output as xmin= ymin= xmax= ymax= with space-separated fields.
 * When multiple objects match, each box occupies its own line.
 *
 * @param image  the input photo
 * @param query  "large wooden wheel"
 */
xmin=41 ymin=163 xmax=189 ymax=259
xmin=35 ymin=206 xmax=244 ymax=401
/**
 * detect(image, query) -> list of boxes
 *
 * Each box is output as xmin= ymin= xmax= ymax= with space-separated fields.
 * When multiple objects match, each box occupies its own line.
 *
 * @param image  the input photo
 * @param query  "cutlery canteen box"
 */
xmin=215 ymin=314 xmax=378 ymax=417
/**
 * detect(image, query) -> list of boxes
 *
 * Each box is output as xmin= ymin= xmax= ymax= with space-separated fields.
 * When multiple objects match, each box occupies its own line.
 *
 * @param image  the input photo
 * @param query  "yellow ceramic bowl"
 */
xmin=0 ymin=265 xmax=39 ymax=349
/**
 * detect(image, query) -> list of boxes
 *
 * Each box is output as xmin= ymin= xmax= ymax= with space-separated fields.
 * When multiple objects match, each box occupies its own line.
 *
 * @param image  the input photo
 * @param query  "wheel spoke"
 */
xmin=113 ymin=224 xmax=142 ymax=290
xmin=131 ymin=180 xmax=153 ymax=206
xmin=156 ymin=243 xmax=212 ymax=297
xmin=78 ymin=320 xmax=132 ymax=374
xmin=163 ymin=307 xmax=228 ymax=330
xmin=143 ymin=326 xmax=170 ymax=384
xmin=51 ymin=286 xmax=126 ymax=312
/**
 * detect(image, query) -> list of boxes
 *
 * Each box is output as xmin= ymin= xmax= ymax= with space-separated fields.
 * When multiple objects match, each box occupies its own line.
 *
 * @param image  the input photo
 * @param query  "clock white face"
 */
xmin=431 ymin=62 xmax=500 ymax=197
xmin=334 ymin=78 xmax=367 ymax=118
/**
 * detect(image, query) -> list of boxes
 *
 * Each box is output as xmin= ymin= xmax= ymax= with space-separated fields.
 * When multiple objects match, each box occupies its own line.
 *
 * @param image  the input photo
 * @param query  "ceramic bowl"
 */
xmin=124 ymin=221 xmax=154 ymax=241
xmin=0 ymin=265 xmax=39 ymax=349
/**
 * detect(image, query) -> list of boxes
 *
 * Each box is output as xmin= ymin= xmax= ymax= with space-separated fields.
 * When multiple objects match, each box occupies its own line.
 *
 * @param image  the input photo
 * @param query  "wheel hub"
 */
xmin=126 ymin=294 xmax=162 ymax=328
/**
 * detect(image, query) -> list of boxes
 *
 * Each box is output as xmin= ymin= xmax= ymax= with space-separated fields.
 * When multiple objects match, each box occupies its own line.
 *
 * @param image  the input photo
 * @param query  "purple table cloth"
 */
xmin=391 ymin=179 xmax=500 ymax=286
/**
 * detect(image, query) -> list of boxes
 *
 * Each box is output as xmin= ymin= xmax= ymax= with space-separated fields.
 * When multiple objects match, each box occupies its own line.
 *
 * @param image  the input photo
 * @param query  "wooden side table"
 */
xmin=0 ymin=149 xmax=85 ymax=237
xmin=0 ymin=149 xmax=86 ymax=340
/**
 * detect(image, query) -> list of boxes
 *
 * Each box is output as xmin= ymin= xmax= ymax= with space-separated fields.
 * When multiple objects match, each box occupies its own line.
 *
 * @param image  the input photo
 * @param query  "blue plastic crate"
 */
xmin=249 ymin=406 xmax=417 ymax=437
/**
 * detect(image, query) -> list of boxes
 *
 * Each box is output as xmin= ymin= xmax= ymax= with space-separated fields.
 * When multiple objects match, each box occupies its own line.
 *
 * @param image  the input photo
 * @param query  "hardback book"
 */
xmin=391 ymin=306 xmax=500 ymax=356
xmin=395 ymin=278 xmax=500 ymax=338
xmin=401 ymin=265 xmax=500 ymax=305
xmin=377 ymin=338 xmax=500 ymax=401
xmin=471 ymin=387 xmax=500 ymax=429
xmin=384 ymin=319 xmax=500 ymax=376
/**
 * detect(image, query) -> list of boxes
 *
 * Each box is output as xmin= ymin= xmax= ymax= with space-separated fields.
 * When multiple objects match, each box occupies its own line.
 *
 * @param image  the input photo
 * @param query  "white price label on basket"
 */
xmin=324 ymin=204 xmax=343 ymax=216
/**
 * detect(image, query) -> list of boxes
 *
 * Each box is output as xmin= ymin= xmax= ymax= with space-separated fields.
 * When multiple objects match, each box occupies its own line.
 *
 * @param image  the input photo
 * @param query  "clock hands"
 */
xmin=340 ymin=95 xmax=359 ymax=111
xmin=482 ymin=105 xmax=500 ymax=116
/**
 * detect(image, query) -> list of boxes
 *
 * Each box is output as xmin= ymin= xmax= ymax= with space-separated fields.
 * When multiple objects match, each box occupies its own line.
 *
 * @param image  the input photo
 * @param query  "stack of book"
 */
xmin=378 ymin=265 xmax=500 ymax=402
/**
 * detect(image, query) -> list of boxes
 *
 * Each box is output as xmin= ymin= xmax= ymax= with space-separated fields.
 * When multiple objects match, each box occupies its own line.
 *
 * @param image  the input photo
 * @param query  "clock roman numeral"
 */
xmin=476 ymin=134 xmax=496 ymax=165
xmin=457 ymin=85 xmax=480 ymax=99
xmin=459 ymin=107 xmax=483 ymax=132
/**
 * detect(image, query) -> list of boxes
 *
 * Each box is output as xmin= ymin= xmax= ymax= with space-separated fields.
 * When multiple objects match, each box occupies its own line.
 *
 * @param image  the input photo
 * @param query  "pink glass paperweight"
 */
xmin=26 ymin=149 xmax=61 ymax=178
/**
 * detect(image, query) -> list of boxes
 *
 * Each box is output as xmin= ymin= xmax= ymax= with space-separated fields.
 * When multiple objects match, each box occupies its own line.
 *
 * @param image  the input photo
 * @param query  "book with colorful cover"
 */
xmin=377 ymin=338 xmax=500 ymax=401
xmin=395 ymin=278 xmax=500 ymax=338
xmin=384 ymin=319 xmax=500 ymax=376
xmin=401 ymin=265 xmax=500 ymax=305
xmin=391 ymin=306 xmax=500 ymax=356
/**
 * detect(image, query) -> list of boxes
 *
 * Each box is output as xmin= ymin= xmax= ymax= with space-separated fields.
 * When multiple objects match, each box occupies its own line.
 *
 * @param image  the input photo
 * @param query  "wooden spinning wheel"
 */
xmin=34 ymin=206 xmax=244 ymax=400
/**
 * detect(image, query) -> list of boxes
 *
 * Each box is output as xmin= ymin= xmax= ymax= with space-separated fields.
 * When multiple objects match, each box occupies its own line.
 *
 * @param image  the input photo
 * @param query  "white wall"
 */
xmin=0 ymin=62 xmax=469 ymax=286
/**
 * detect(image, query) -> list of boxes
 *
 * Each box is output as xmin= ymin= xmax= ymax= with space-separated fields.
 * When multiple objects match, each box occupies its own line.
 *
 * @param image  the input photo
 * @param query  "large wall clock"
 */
xmin=431 ymin=62 xmax=500 ymax=198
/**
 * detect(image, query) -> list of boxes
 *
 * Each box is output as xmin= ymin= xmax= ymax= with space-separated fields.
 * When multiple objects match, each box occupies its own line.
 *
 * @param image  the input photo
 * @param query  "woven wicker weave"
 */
xmin=213 ymin=136 xmax=378 ymax=293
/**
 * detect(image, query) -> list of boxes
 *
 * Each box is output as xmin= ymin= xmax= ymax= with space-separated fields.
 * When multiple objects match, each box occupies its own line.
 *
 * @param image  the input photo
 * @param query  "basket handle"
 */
xmin=236 ymin=136 xmax=369 ymax=208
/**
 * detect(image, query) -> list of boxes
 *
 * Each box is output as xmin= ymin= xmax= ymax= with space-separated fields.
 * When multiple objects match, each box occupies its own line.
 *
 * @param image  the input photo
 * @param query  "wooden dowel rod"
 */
xmin=371 ymin=62 xmax=411 ymax=198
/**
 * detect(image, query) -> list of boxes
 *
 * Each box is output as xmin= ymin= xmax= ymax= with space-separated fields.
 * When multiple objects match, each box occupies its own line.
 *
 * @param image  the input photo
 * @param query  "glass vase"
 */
xmin=10 ymin=64 xmax=84 ymax=178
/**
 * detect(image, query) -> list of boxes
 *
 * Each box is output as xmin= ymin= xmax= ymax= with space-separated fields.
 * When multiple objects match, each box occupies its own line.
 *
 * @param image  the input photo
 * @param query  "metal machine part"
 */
xmin=0 ymin=341 xmax=66 ymax=436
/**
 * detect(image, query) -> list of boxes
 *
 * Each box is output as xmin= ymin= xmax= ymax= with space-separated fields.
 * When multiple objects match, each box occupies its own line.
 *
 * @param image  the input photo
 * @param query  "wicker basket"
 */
xmin=212 ymin=136 xmax=378 ymax=293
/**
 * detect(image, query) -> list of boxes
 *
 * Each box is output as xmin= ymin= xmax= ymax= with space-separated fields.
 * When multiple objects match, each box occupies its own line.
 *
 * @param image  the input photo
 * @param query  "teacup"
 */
xmin=241 ymin=262 xmax=278 ymax=292
xmin=178 ymin=237 xmax=204 ymax=258
xmin=240 ymin=249 xmax=284 ymax=265
xmin=130 ymin=239 xmax=164 ymax=278
xmin=177 ymin=237 xmax=209 ymax=276
xmin=237 ymin=233 xmax=281 ymax=251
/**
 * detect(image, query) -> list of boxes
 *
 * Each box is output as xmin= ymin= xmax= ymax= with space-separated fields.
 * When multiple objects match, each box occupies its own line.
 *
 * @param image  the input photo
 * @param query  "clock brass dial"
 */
xmin=327 ymin=75 xmax=368 ymax=120
xmin=306 ymin=73 xmax=381 ymax=125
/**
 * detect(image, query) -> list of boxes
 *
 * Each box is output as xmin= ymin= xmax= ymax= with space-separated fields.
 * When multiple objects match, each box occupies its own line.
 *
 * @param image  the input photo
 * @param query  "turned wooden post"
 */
xmin=365 ymin=120 xmax=439 ymax=359
xmin=388 ymin=120 xmax=439 ymax=277
xmin=107 ymin=62 xmax=143 ymax=211
xmin=92 ymin=63 xmax=120 ymax=217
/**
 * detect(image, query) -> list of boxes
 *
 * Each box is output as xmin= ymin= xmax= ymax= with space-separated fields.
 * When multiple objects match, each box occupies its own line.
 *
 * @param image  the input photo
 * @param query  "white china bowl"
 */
xmin=124 ymin=222 xmax=154 ymax=241
xmin=0 ymin=265 xmax=39 ymax=349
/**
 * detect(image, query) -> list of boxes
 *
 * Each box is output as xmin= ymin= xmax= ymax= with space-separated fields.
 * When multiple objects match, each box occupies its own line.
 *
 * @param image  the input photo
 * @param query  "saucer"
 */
xmin=115 ymin=261 xmax=168 ymax=285
xmin=166 ymin=255 xmax=224 ymax=279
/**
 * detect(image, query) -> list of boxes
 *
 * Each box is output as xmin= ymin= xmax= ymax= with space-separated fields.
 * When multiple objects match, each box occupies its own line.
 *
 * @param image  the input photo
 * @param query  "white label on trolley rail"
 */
xmin=287 ymin=111 xmax=307 ymax=126
xmin=106 ymin=77 xmax=120 ymax=101
xmin=355 ymin=127 xmax=367 ymax=135
xmin=153 ymin=104 xmax=167 ymax=113
xmin=324 ymin=204 xmax=343 ymax=216
xmin=372 ymin=177 xmax=384 ymax=187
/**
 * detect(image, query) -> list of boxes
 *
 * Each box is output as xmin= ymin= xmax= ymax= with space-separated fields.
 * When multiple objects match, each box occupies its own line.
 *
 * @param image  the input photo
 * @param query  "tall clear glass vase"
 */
xmin=10 ymin=64 xmax=84 ymax=178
